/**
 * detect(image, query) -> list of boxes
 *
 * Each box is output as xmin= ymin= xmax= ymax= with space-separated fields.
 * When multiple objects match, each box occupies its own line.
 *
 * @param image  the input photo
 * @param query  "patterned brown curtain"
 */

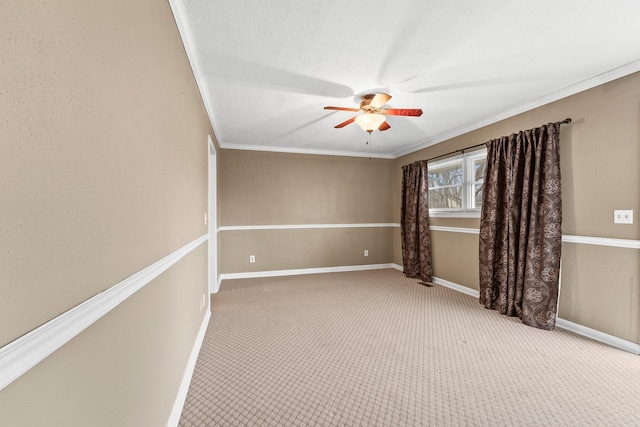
xmin=401 ymin=160 xmax=433 ymax=282
xmin=479 ymin=122 xmax=562 ymax=330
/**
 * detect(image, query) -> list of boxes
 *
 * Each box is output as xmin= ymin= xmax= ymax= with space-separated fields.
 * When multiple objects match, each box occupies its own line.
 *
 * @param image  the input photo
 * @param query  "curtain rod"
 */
xmin=426 ymin=118 xmax=572 ymax=163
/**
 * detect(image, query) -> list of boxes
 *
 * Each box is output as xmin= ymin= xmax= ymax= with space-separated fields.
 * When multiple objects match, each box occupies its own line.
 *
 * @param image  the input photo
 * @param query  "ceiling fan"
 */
xmin=324 ymin=93 xmax=423 ymax=133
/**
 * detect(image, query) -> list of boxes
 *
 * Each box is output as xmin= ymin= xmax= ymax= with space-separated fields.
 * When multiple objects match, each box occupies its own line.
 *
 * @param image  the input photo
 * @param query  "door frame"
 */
xmin=208 ymin=135 xmax=219 ymax=293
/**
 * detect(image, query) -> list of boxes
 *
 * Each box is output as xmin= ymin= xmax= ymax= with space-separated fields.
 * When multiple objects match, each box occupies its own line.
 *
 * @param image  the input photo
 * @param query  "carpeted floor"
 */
xmin=179 ymin=269 xmax=640 ymax=426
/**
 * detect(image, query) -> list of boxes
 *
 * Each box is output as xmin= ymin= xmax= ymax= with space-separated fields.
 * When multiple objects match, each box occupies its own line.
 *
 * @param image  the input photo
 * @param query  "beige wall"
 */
xmin=218 ymin=150 xmax=395 ymax=274
xmin=0 ymin=1 xmax=214 ymax=424
xmin=220 ymin=228 xmax=393 ymax=273
xmin=0 ymin=245 xmax=208 ymax=426
xmin=394 ymin=72 xmax=640 ymax=343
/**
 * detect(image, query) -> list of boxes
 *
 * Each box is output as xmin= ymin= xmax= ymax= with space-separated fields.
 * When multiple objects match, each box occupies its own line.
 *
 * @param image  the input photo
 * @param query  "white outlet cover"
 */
xmin=614 ymin=210 xmax=633 ymax=224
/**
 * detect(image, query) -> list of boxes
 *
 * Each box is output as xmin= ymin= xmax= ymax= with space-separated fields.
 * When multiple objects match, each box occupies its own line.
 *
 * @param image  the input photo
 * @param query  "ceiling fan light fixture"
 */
xmin=355 ymin=113 xmax=386 ymax=133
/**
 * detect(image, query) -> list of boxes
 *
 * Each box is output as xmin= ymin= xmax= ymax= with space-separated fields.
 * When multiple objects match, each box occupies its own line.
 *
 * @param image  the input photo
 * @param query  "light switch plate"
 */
xmin=614 ymin=210 xmax=633 ymax=224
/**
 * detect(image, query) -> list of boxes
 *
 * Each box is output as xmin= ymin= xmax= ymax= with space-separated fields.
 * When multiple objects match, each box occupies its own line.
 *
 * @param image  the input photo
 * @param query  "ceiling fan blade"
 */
xmin=324 ymin=106 xmax=360 ymax=112
xmin=378 ymin=121 xmax=391 ymax=131
xmin=384 ymin=108 xmax=423 ymax=117
xmin=334 ymin=117 xmax=356 ymax=128
xmin=369 ymin=93 xmax=392 ymax=108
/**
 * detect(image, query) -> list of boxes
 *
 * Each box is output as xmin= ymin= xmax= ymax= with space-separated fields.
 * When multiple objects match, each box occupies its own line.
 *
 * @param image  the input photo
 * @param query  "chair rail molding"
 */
xmin=423 ymin=225 xmax=640 ymax=249
xmin=218 ymin=223 xmax=399 ymax=231
xmin=0 ymin=234 xmax=209 ymax=391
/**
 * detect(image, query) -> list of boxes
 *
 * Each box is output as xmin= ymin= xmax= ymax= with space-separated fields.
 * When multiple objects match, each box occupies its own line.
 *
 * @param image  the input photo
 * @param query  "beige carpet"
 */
xmin=179 ymin=269 xmax=640 ymax=426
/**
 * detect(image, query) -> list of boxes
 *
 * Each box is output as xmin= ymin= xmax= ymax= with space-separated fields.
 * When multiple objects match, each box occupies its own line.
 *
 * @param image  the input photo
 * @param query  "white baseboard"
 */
xmin=219 ymin=263 xmax=396 ymax=281
xmin=555 ymin=318 xmax=640 ymax=355
xmin=223 ymin=263 xmax=639 ymax=355
xmin=394 ymin=263 xmax=638 ymax=354
xmin=431 ymin=276 xmax=639 ymax=355
xmin=167 ymin=308 xmax=211 ymax=427
xmin=432 ymin=276 xmax=481 ymax=298
xmin=392 ymin=266 xmax=481 ymax=298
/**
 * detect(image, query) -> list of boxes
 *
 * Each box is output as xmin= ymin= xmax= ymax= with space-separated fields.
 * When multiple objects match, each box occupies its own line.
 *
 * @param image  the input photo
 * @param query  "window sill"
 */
xmin=429 ymin=211 xmax=481 ymax=219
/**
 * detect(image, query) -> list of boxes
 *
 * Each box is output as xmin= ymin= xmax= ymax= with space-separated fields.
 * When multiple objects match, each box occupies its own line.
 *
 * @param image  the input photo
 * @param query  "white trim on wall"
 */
xmin=208 ymin=136 xmax=219 ymax=293
xmin=429 ymin=226 xmax=480 ymax=235
xmin=561 ymin=234 xmax=640 ymax=250
xmin=168 ymin=0 xmax=222 ymax=150
xmin=219 ymin=223 xmax=399 ymax=232
xmin=555 ymin=318 xmax=640 ymax=355
xmin=429 ymin=212 xmax=481 ymax=219
xmin=217 ymin=142 xmax=395 ymax=160
xmin=230 ymin=258 xmax=637 ymax=354
xmin=219 ymin=263 xmax=396 ymax=282
xmin=426 ymin=225 xmax=640 ymax=249
xmin=432 ymin=276 xmax=480 ymax=298
xmin=391 ymin=263 xmax=403 ymax=271
xmin=392 ymin=60 xmax=640 ymax=159
xmin=160 ymin=9 xmax=640 ymax=162
xmin=168 ymin=308 xmax=211 ymax=427
xmin=392 ymin=264 xmax=639 ymax=355
xmin=0 ymin=234 xmax=209 ymax=392
xmin=220 ymin=223 xmax=640 ymax=250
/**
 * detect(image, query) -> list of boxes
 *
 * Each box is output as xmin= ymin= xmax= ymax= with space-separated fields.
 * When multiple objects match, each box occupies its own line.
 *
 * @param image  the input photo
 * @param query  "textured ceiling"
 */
xmin=170 ymin=1 xmax=640 ymax=158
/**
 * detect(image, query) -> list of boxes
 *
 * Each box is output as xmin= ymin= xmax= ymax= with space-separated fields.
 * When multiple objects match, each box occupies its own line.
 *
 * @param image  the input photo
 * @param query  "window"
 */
xmin=428 ymin=149 xmax=486 ymax=217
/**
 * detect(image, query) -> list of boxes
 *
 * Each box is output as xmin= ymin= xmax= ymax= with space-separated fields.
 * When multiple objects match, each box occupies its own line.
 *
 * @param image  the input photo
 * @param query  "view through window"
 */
xmin=428 ymin=149 xmax=486 ymax=216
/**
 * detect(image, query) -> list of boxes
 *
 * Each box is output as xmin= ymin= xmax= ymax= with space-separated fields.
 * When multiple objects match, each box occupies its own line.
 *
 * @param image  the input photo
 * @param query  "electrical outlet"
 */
xmin=364 ymin=250 xmax=369 ymax=256
xmin=614 ymin=210 xmax=633 ymax=224
xmin=250 ymin=255 xmax=255 ymax=263
xmin=204 ymin=213 xmax=208 ymax=226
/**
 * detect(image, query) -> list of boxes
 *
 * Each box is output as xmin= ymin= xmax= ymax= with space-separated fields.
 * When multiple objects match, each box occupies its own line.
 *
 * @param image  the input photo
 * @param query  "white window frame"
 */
xmin=428 ymin=148 xmax=487 ymax=218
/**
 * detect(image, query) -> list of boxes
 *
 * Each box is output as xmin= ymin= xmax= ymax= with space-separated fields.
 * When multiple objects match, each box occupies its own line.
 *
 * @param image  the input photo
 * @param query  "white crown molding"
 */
xmin=218 ymin=142 xmax=395 ymax=159
xmin=169 ymin=0 xmax=640 ymax=161
xmin=168 ymin=308 xmax=211 ymax=427
xmin=392 ymin=59 xmax=640 ymax=158
xmin=0 ymin=234 xmax=209 ymax=391
xmin=179 ymin=51 xmax=640 ymax=160
xmin=219 ymin=223 xmax=399 ymax=232
xmin=167 ymin=0 xmax=224 ymax=148
xmin=168 ymin=2 xmax=640 ymax=162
